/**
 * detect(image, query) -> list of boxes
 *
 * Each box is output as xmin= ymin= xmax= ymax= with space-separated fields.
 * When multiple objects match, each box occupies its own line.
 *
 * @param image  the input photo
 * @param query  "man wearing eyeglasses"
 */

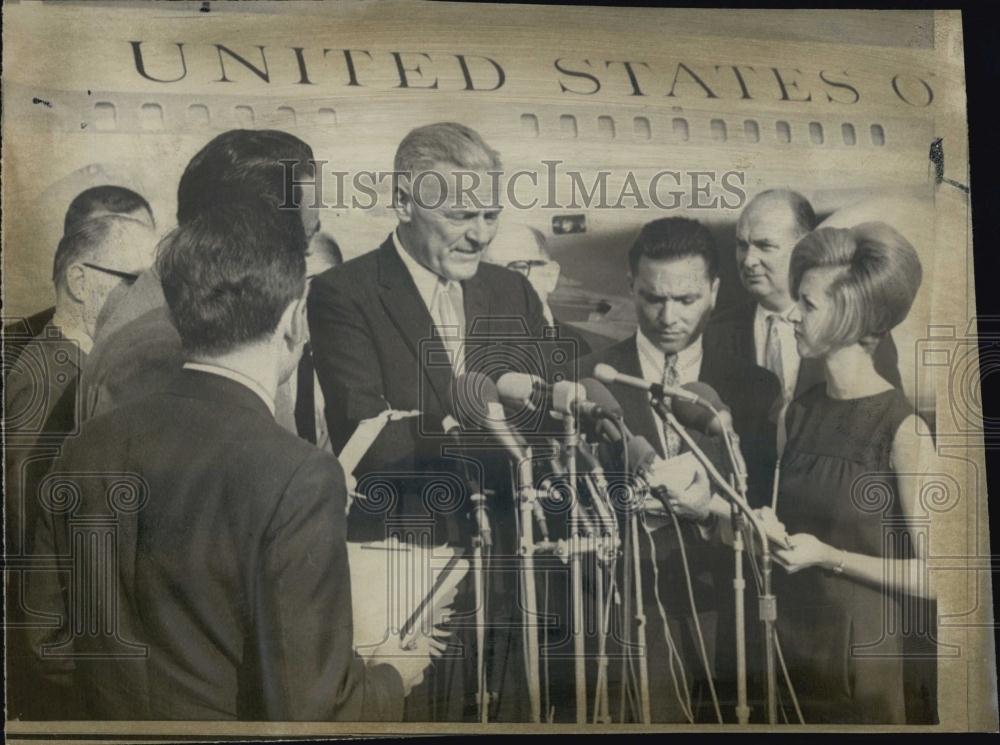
xmin=4 ymin=212 xmax=156 ymax=720
xmin=482 ymin=222 xmax=594 ymax=360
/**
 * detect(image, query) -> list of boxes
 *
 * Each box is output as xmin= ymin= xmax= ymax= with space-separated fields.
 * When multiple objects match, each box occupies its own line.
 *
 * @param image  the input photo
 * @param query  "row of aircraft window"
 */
xmin=89 ymin=101 xmax=886 ymax=147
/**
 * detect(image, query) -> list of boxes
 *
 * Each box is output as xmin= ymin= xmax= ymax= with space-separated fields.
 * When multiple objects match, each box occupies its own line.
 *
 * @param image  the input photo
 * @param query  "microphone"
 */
xmin=441 ymin=413 xmax=493 ymax=548
xmin=450 ymin=372 xmax=528 ymax=460
xmin=672 ymin=382 xmax=730 ymax=436
xmin=593 ymin=362 xmax=703 ymax=405
xmin=495 ymin=372 xmax=547 ymax=408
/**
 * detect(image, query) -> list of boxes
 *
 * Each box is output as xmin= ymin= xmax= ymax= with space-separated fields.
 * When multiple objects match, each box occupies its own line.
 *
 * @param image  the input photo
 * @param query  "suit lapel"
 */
xmin=462 ymin=270 xmax=491 ymax=338
xmin=376 ymin=237 xmax=454 ymax=411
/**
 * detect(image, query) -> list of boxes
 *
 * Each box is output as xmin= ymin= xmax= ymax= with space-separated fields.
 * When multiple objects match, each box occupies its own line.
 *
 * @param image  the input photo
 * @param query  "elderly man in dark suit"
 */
xmin=27 ymin=204 xmax=436 ymax=721
xmin=582 ymin=217 xmax=779 ymax=722
xmin=5 ymin=208 xmax=157 ymax=721
xmin=308 ymin=122 xmax=549 ymax=721
xmin=704 ymin=189 xmax=901 ymax=452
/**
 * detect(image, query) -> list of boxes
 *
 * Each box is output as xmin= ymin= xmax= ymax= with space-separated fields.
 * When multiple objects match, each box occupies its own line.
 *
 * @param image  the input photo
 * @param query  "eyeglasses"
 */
xmin=81 ymin=262 xmax=140 ymax=284
xmin=506 ymin=260 xmax=551 ymax=277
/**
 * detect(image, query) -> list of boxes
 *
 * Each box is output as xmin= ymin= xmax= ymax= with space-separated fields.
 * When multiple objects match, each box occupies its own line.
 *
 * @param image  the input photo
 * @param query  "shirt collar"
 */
xmin=392 ymin=229 xmax=459 ymax=312
xmin=755 ymin=302 xmax=796 ymax=327
xmin=182 ymin=362 xmax=276 ymax=417
xmin=635 ymin=327 xmax=703 ymax=378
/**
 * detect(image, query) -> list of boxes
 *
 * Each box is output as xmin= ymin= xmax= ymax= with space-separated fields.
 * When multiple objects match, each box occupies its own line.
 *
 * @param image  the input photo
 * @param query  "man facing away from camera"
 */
xmin=27 ymin=204 xmax=438 ymax=721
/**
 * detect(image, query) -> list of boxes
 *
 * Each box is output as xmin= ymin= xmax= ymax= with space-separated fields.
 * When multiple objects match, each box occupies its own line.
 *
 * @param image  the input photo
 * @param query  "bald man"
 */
xmin=704 ymin=189 xmax=901 ymax=459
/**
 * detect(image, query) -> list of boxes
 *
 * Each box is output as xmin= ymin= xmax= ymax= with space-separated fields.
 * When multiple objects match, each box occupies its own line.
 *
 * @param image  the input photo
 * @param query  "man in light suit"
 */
xmin=582 ymin=217 xmax=779 ymax=722
xmin=27 ymin=204 xmax=434 ymax=721
xmin=308 ymin=122 xmax=549 ymax=721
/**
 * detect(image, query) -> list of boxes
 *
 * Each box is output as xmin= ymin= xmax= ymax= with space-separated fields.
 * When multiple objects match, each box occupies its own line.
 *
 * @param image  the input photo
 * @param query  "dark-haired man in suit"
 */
xmin=582 ymin=216 xmax=779 ymax=722
xmin=27 ymin=204 xmax=436 ymax=721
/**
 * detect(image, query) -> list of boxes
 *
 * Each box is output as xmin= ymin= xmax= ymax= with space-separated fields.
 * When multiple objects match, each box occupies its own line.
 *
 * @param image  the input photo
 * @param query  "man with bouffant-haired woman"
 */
xmin=768 ymin=222 xmax=937 ymax=723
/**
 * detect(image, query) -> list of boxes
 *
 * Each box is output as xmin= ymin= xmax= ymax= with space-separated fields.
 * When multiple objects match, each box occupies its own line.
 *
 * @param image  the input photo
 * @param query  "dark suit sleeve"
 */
xmin=874 ymin=332 xmax=903 ymax=390
xmin=255 ymin=451 xmax=404 ymax=721
xmin=25 ymin=455 xmax=76 ymax=687
xmin=307 ymin=272 xmax=390 ymax=455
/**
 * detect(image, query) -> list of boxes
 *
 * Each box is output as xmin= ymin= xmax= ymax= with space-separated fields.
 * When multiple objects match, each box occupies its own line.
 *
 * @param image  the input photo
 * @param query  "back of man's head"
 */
xmin=176 ymin=129 xmax=315 ymax=226
xmin=64 ymin=185 xmax=154 ymax=235
xmin=158 ymin=204 xmax=307 ymax=356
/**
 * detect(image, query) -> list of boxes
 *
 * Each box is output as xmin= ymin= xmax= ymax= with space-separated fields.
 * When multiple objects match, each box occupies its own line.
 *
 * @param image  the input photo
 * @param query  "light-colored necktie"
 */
xmin=662 ymin=352 xmax=682 ymax=457
xmin=433 ymin=279 xmax=465 ymax=376
xmin=765 ymin=313 xmax=791 ymax=453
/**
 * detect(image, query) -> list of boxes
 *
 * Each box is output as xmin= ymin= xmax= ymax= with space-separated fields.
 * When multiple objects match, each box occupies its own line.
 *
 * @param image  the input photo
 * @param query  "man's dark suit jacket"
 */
xmin=580 ymin=334 xmax=779 ymax=722
xmin=704 ymin=300 xmax=902 ymax=398
xmin=309 ymin=236 xmax=547 ymax=461
xmin=307 ymin=236 xmax=548 ymax=721
xmin=27 ymin=370 xmax=403 ymax=721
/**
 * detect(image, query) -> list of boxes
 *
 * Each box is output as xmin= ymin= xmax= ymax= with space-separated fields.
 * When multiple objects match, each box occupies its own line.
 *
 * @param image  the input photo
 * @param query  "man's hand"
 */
xmin=370 ymin=626 xmax=450 ymax=697
xmin=645 ymin=453 xmax=712 ymax=523
xmin=774 ymin=533 xmax=836 ymax=574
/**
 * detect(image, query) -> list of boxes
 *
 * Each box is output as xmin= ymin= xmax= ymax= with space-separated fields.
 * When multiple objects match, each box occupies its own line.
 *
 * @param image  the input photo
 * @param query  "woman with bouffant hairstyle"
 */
xmin=768 ymin=222 xmax=937 ymax=723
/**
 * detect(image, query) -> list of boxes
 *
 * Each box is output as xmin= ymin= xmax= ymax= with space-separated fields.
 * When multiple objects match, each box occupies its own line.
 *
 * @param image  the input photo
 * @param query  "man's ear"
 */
xmin=64 ymin=264 xmax=88 ymax=304
xmin=279 ymin=293 xmax=309 ymax=350
xmin=393 ymin=185 xmax=413 ymax=224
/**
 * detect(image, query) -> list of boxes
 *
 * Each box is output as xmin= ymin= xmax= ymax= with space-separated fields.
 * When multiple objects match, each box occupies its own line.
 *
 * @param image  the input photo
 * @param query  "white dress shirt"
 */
xmin=392 ymin=230 xmax=466 ymax=375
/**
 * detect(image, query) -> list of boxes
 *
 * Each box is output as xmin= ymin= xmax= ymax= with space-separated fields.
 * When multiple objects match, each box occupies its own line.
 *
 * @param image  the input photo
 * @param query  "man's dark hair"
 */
xmin=628 ymin=217 xmax=719 ymax=279
xmin=64 ymin=185 xmax=153 ymax=235
xmin=157 ymin=204 xmax=307 ymax=356
xmin=176 ymin=129 xmax=315 ymax=226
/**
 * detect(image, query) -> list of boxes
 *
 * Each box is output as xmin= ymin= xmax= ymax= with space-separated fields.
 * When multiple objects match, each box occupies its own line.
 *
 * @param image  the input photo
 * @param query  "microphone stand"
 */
xmin=650 ymin=396 xmax=778 ymax=725
xmin=613 ymin=415 xmax=652 ymax=725
xmin=514 ymin=446 xmax=543 ymax=723
xmin=469 ymin=481 xmax=492 ymax=724
xmin=556 ymin=412 xmax=588 ymax=724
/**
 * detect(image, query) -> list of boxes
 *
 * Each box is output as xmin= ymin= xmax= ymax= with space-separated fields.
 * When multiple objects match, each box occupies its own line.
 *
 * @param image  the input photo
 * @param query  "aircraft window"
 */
xmin=94 ymin=102 xmax=116 ymax=131
xmin=597 ymin=115 xmax=615 ymax=139
xmin=809 ymin=122 xmax=824 ymax=145
xmin=140 ymin=103 xmax=164 ymax=131
xmin=187 ymin=104 xmax=210 ymax=127
xmin=842 ymin=122 xmax=857 ymax=145
xmin=520 ymin=113 xmax=539 ymax=137
xmin=560 ymin=114 xmax=578 ymax=138
xmin=710 ymin=119 xmax=727 ymax=142
xmin=870 ymin=123 xmax=886 ymax=146
xmin=234 ymin=105 xmax=255 ymax=127
xmin=319 ymin=107 xmax=338 ymax=126
xmin=672 ymin=117 xmax=689 ymax=142
xmin=276 ymin=106 xmax=297 ymax=126
xmin=633 ymin=116 xmax=651 ymax=141
xmin=744 ymin=119 xmax=760 ymax=143
xmin=776 ymin=120 xmax=791 ymax=144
